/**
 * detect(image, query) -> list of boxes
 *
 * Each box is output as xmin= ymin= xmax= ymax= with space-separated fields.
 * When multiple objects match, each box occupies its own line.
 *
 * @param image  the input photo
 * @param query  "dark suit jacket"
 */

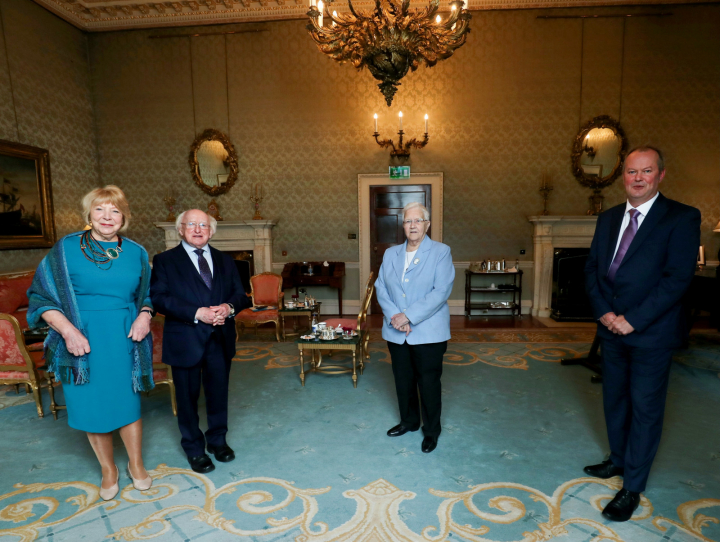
xmin=585 ymin=193 xmax=700 ymax=349
xmin=150 ymin=244 xmax=250 ymax=368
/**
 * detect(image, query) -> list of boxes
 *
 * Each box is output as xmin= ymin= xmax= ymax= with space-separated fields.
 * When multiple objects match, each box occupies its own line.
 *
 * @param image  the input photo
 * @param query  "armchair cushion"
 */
xmin=251 ymin=274 xmax=282 ymax=306
xmin=324 ymin=318 xmax=367 ymax=332
xmin=236 ymin=308 xmax=279 ymax=323
xmin=0 ymin=273 xmax=35 ymax=329
xmin=0 ymin=319 xmax=25 ymax=364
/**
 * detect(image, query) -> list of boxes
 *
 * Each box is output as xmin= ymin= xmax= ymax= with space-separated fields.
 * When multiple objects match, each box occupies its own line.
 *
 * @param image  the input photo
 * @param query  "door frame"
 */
xmin=358 ymin=172 xmax=444 ymax=314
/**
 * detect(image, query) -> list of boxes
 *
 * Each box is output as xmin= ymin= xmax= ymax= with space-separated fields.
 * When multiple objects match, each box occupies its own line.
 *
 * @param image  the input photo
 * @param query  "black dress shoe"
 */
xmin=387 ymin=423 xmax=420 ymax=437
xmin=584 ymin=459 xmax=624 ymax=479
xmin=602 ymin=488 xmax=641 ymax=522
xmin=421 ymin=436 xmax=438 ymax=453
xmin=188 ymin=454 xmax=215 ymax=473
xmin=207 ymin=444 xmax=235 ymax=463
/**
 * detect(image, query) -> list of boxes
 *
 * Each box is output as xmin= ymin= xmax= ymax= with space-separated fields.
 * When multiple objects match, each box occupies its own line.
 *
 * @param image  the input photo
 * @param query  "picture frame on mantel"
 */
xmin=0 ymin=139 xmax=55 ymax=250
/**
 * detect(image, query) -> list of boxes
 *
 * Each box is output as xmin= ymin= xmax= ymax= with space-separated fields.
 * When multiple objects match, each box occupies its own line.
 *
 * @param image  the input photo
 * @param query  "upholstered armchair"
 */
xmin=149 ymin=318 xmax=177 ymax=416
xmin=235 ymin=272 xmax=284 ymax=342
xmin=325 ymin=272 xmax=375 ymax=363
xmin=0 ymin=313 xmax=59 ymax=419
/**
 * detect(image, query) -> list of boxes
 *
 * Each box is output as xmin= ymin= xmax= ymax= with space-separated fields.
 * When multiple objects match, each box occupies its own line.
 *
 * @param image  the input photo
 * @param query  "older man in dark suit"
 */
xmin=584 ymin=146 xmax=700 ymax=521
xmin=151 ymin=209 xmax=250 ymax=473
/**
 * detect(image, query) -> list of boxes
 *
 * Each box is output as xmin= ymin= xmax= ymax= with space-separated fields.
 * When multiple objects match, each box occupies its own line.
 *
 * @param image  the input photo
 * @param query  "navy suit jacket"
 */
xmin=150 ymin=244 xmax=250 ymax=368
xmin=585 ymin=193 xmax=700 ymax=349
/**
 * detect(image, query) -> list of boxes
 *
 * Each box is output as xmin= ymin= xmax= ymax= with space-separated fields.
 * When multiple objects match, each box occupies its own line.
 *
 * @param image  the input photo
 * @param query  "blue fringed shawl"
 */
xmin=27 ymin=232 xmax=155 ymax=392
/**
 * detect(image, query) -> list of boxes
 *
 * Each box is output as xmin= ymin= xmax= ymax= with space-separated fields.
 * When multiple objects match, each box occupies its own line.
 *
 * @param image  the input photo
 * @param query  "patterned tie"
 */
xmin=194 ymin=249 xmax=213 ymax=289
xmin=607 ymin=209 xmax=639 ymax=283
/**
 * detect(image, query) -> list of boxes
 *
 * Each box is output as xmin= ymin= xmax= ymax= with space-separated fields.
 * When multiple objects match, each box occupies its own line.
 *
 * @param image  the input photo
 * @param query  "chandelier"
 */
xmin=306 ymin=0 xmax=471 ymax=106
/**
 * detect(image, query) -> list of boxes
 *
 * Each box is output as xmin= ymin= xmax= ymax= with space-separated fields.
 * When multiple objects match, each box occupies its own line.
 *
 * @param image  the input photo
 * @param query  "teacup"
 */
xmin=317 ymin=322 xmax=327 ymax=330
xmin=286 ymin=301 xmax=295 ymax=308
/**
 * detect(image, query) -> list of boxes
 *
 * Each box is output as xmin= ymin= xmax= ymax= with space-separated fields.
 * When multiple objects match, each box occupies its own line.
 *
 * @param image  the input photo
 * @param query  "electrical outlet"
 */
xmin=348 ymin=233 xmax=357 ymax=239
xmin=520 ymin=249 xmax=526 ymax=255
xmin=282 ymin=250 xmax=287 ymax=256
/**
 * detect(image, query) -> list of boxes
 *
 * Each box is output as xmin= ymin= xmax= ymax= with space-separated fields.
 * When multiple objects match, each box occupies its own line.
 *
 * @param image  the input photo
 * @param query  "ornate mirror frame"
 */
xmin=188 ymin=128 xmax=239 ymax=196
xmin=571 ymin=115 xmax=628 ymax=190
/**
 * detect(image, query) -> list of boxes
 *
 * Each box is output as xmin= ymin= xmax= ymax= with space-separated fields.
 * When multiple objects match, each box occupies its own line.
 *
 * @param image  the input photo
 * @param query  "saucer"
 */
xmin=301 ymin=335 xmax=315 ymax=340
xmin=343 ymin=336 xmax=354 ymax=340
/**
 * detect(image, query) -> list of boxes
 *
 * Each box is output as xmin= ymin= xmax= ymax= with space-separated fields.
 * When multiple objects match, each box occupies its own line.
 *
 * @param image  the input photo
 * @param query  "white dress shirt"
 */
xmin=611 ymin=192 xmax=660 ymax=261
xmin=401 ymin=249 xmax=418 ymax=283
xmin=182 ymin=240 xmax=214 ymax=277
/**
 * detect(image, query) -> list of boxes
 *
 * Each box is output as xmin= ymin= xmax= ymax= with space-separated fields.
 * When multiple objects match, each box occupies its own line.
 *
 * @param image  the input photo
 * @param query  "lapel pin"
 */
xmin=414 ymin=258 xmax=420 ymax=265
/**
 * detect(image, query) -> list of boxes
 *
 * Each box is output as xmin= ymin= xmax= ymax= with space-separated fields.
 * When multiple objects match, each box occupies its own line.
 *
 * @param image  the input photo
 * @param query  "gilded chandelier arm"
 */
xmin=404 ymin=132 xmax=430 ymax=151
xmin=373 ymin=132 xmax=398 ymax=154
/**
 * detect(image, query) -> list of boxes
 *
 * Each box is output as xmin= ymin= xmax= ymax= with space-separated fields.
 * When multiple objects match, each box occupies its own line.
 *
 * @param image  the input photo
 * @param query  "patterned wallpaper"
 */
xmin=2 ymin=4 xmax=719 ymax=278
xmin=0 ymin=0 xmax=99 ymax=273
xmin=87 ymin=5 xmax=720 ymax=268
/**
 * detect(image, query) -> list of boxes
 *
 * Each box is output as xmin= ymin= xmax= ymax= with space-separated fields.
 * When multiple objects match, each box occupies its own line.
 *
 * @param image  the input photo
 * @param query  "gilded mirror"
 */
xmin=189 ymin=129 xmax=238 ymax=196
xmin=571 ymin=115 xmax=628 ymax=214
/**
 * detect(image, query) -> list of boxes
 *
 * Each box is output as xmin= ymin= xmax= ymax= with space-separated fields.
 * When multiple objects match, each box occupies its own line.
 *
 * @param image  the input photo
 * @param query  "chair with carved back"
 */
xmin=148 ymin=318 xmax=177 ymax=416
xmin=0 ymin=313 xmax=59 ymax=419
xmin=235 ymin=272 xmax=284 ymax=342
xmin=325 ymin=271 xmax=375 ymax=364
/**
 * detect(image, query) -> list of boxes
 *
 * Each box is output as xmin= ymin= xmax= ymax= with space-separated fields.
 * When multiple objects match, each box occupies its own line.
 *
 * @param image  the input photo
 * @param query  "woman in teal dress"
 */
xmin=27 ymin=186 xmax=155 ymax=501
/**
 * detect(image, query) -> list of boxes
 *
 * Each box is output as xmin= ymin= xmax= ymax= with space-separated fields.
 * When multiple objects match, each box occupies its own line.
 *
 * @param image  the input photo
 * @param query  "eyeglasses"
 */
xmin=182 ymin=222 xmax=210 ymax=230
xmin=403 ymin=218 xmax=428 ymax=226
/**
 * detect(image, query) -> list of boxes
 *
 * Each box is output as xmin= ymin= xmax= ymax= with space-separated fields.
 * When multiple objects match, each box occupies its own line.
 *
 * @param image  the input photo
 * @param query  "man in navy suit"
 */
xmin=584 ymin=147 xmax=700 ymax=521
xmin=151 ymin=209 xmax=250 ymax=473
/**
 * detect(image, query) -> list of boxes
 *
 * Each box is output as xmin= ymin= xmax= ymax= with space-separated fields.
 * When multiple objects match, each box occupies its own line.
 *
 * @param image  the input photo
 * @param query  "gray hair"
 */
xmin=175 ymin=209 xmax=218 ymax=235
xmin=402 ymin=202 xmax=430 ymax=221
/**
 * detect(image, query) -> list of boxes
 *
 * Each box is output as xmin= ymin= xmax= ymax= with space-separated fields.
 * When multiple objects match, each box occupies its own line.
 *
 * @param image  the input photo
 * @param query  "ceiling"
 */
xmin=35 ymin=0 xmax=715 ymax=32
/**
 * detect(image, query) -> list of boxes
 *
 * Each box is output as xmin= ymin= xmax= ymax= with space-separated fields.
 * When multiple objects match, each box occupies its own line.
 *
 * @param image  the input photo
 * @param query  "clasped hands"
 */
xmin=196 ymin=304 xmax=232 ymax=326
xmin=600 ymin=312 xmax=634 ymax=335
xmin=391 ymin=313 xmax=412 ymax=336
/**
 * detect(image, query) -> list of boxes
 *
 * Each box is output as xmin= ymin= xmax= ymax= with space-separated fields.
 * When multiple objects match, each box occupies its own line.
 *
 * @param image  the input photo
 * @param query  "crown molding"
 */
xmin=34 ymin=0 xmax=716 ymax=32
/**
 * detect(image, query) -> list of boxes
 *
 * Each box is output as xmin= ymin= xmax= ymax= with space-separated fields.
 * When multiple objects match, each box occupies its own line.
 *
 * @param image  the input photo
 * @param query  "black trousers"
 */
xmin=601 ymin=337 xmax=674 ymax=493
xmin=172 ymin=332 xmax=232 ymax=458
xmin=387 ymin=340 xmax=447 ymax=437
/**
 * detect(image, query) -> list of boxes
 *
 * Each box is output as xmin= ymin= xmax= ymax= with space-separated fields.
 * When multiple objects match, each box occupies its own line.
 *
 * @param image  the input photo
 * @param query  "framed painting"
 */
xmin=0 ymin=139 xmax=55 ymax=250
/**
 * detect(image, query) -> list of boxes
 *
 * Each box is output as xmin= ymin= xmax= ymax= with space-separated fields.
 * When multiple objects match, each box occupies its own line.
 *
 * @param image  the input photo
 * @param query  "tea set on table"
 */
xmin=301 ymin=321 xmax=357 ymax=341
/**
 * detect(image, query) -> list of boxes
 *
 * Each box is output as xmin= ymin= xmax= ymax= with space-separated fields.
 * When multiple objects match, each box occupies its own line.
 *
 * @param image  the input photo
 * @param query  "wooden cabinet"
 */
xmin=464 ymin=270 xmax=523 ymax=317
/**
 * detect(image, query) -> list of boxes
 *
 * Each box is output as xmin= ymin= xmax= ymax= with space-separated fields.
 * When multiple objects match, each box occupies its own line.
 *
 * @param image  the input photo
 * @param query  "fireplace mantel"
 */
xmin=155 ymin=220 xmax=276 ymax=274
xmin=528 ymin=215 xmax=598 ymax=318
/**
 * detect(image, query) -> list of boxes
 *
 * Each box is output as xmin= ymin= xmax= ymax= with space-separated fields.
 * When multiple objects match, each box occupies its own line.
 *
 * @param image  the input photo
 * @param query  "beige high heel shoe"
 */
xmin=99 ymin=465 xmax=119 ymax=501
xmin=127 ymin=462 xmax=152 ymax=491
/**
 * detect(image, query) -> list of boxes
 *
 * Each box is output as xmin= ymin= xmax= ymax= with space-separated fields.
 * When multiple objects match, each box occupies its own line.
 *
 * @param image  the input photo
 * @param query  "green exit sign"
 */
xmin=389 ymin=166 xmax=410 ymax=179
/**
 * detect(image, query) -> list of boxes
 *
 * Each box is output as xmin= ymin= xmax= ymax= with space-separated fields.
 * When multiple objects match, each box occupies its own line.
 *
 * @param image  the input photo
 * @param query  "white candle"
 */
xmin=398 ymin=111 xmax=403 ymax=130
xmin=374 ymin=113 xmax=378 ymax=132
xmin=424 ymin=114 xmax=428 ymax=133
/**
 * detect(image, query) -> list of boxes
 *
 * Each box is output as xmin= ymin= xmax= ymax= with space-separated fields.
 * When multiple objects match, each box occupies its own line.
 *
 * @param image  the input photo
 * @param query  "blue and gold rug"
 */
xmin=1 ymin=339 xmax=719 ymax=541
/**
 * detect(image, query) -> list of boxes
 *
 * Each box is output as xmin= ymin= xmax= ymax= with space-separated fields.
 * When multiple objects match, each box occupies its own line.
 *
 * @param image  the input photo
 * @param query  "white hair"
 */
xmin=176 ymin=209 xmax=218 ymax=235
xmin=402 ymin=202 xmax=430 ymax=221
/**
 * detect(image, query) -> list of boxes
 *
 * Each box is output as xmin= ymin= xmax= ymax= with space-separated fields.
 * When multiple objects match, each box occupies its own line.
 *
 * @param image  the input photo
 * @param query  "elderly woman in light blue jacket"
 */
xmin=374 ymin=202 xmax=455 ymax=453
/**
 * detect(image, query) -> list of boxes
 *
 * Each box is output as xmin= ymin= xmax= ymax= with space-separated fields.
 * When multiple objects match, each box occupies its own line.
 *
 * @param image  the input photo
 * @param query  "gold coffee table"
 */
xmin=296 ymin=335 xmax=362 ymax=388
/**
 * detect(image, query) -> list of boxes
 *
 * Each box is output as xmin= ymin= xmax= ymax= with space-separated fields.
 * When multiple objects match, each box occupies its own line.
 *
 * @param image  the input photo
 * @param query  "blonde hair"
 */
xmin=82 ymin=185 xmax=131 ymax=233
xmin=175 ymin=210 xmax=218 ymax=235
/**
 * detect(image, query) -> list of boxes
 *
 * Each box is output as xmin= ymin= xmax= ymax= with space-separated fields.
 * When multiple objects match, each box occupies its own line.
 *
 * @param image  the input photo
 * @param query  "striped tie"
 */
xmin=194 ymin=249 xmax=213 ymax=289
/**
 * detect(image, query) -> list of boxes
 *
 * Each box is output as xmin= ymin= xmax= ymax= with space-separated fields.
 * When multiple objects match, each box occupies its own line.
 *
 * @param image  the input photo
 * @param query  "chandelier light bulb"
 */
xmin=451 ymin=4 xmax=456 ymax=9
xmin=435 ymin=14 xmax=441 ymax=23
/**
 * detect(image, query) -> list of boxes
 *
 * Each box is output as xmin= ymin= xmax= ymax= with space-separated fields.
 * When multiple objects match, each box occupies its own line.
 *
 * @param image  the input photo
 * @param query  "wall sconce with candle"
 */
xmin=373 ymin=112 xmax=430 ymax=161
xmin=582 ymin=134 xmax=596 ymax=159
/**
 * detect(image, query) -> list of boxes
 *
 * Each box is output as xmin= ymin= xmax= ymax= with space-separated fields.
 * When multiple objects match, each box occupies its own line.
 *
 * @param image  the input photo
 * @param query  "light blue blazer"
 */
xmin=375 ymin=235 xmax=455 ymax=345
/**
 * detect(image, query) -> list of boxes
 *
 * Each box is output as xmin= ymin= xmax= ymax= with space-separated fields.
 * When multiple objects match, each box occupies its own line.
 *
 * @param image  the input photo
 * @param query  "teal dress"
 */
xmin=62 ymin=236 xmax=143 ymax=433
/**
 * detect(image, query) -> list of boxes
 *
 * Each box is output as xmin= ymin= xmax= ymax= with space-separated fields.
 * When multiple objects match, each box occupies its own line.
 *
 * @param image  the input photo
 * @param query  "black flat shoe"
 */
xmin=602 ymin=488 xmax=640 ymax=522
xmin=387 ymin=423 xmax=420 ymax=437
xmin=584 ymin=459 xmax=624 ymax=479
xmin=207 ymin=444 xmax=235 ymax=463
xmin=188 ymin=454 xmax=215 ymax=473
xmin=421 ymin=436 xmax=438 ymax=453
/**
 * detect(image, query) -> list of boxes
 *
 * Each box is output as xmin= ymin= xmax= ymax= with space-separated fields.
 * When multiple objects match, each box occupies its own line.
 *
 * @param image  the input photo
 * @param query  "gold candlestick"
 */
xmin=249 ymin=183 xmax=264 ymax=220
xmin=539 ymin=175 xmax=553 ymax=216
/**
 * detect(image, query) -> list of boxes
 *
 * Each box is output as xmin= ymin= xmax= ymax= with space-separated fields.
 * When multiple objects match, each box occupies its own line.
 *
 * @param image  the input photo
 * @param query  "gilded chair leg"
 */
xmin=47 ymin=378 xmax=59 ymax=420
xmin=274 ymin=321 xmax=280 ymax=342
xmin=25 ymin=383 xmax=31 ymax=394
xmin=14 ymin=384 xmax=20 ymax=394
xmin=168 ymin=381 xmax=177 ymax=416
xmin=31 ymin=383 xmax=44 ymax=418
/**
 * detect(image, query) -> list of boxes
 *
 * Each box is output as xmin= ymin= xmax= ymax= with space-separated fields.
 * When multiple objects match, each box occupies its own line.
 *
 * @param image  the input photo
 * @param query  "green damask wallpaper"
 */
xmin=1 ymin=3 xmax=719 ymax=302
xmin=87 ymin=5 xmax=720 ymax=267
xmin=0 ymin=0 xmax=98 ymax=273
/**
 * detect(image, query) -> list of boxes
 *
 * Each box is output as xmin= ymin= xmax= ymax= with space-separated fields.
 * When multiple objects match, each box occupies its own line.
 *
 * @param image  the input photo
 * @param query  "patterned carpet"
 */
xmin=1 ymin=334 xmax=719 ymax=541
